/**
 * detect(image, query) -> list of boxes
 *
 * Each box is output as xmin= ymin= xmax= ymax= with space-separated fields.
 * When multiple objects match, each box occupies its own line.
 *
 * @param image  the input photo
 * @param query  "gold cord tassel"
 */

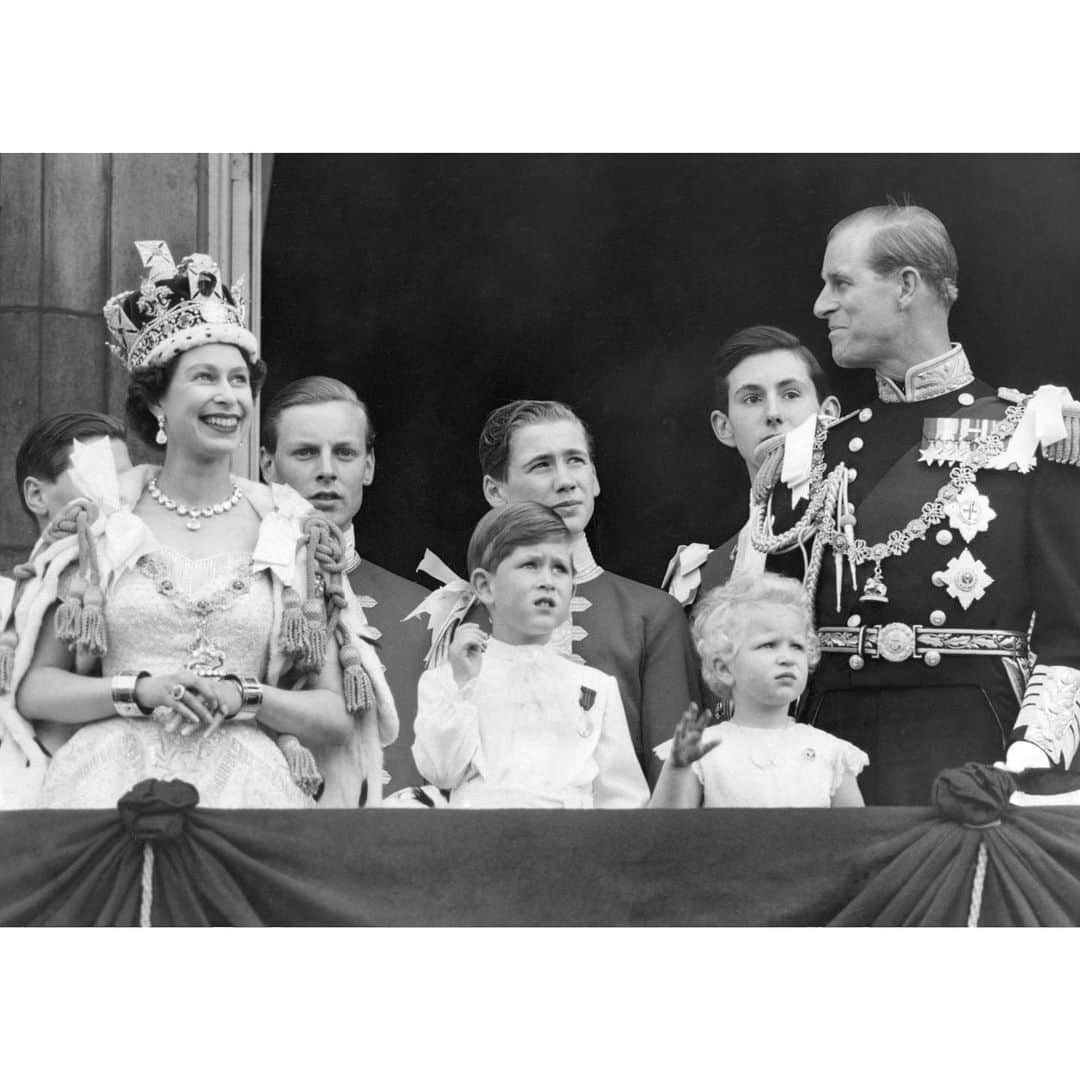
xmin=55 ymin=573 xmax=86 ymax=645
xmin=338 ymin=639 xmax=375 ymax=713
xmin=79 ymin=581 xmax=108 ymax=655
xmin=279 ymin=585 xmax=309 ymax=659
xmin=277 ymin=733 xmax=323 ymax=797
xmin=300 ymin=598 xmax=328 ymax=672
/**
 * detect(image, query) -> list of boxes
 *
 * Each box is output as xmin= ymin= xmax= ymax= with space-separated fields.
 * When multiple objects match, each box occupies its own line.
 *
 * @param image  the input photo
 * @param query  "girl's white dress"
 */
xmin=413 ymin=638 xmax=649 ymax=808
xmin=657 ymin=720 xmax=868 ymax=807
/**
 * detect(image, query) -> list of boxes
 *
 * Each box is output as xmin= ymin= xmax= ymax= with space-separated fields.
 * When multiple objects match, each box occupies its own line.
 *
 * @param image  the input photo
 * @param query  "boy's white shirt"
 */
xmin=413 ymin=638 xmax=648 ymax=808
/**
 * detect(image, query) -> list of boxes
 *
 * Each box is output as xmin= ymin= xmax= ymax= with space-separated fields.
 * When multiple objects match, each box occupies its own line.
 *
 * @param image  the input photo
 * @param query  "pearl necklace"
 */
xmin=148 ymin=475 xmax=243 ymax=531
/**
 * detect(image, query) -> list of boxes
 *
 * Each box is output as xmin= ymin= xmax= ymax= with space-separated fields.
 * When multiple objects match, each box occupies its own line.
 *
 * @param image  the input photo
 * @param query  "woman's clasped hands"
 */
xmin=133 ymin=671 xmax=243 ymax=738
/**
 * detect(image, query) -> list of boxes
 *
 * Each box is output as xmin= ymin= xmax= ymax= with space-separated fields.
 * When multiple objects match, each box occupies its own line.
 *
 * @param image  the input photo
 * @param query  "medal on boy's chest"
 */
xmin=577 ymin=686 xmax=596 ymax=738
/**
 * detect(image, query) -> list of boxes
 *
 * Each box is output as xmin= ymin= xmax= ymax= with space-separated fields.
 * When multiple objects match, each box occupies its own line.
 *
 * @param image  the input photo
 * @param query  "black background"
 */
xmin=262 ymin=154 xmax=1080 ymax=586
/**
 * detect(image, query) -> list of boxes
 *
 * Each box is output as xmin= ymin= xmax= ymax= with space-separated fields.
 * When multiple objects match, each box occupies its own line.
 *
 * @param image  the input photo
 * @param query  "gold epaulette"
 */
xmin=999 ymin=387 xmax=1080 ymax=466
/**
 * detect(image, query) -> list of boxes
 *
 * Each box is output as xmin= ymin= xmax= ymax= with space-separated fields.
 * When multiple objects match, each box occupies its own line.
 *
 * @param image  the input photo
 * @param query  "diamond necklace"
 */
xmin=148 ymin=475 xmax=243 ymax=531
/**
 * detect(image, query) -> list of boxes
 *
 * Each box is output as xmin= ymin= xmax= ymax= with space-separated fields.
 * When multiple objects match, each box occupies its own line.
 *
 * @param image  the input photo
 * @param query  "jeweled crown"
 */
xmin=104 ymin=241 xmax=258 ymax=371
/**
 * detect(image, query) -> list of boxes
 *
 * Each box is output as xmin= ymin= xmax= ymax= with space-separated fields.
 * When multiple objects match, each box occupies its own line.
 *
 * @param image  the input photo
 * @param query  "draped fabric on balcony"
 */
xmin=1 ymin=767 xmax=1078 ymax=927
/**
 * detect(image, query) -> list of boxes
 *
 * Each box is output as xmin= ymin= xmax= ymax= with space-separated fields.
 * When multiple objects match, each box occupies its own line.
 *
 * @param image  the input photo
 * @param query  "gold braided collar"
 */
xmin=875 ymin=344 xmax=975 ymax=404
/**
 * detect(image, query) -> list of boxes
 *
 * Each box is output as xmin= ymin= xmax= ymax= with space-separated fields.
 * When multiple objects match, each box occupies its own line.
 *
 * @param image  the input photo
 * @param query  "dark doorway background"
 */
xmin=261 ymin=154 xmax=1080 ymax=586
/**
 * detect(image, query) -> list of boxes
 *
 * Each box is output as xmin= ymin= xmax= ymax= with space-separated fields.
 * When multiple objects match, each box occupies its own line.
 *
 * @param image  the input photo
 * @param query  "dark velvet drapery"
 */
xmin=3 ymin=769 xmax=1078 ymax=927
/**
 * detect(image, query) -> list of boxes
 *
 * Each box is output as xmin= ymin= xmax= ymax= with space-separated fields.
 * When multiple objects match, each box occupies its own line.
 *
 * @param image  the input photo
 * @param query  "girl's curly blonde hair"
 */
xmin=691 ymin=572 xmax=820 ymax=698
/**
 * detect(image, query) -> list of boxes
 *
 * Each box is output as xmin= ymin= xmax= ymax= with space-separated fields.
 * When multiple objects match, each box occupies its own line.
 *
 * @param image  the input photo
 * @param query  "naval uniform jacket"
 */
xmin=763 ymin=350 xmax=1080 ymax=804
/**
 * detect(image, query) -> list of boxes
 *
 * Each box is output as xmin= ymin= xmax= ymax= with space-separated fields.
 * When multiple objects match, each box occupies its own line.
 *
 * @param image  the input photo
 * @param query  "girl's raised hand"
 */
xmin=449 ymin=622 xmax=488 ymax=687
xmin=670 ymin=702 xmax=719 ymax=768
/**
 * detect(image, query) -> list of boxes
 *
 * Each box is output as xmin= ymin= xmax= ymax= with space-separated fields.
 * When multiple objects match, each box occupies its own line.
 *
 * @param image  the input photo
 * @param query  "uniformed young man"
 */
xmin=663 ymin=325 xmax=839 ymax=608
xmin=754 ymin=203 xmax=1080 ymax=803
xmin=260 ymin=377 xmax=430 ymax=796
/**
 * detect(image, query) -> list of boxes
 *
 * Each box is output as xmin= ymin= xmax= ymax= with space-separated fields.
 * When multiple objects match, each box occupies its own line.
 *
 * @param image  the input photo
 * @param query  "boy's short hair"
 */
xmin=692 ymin=572 xmax=820 ymax=698
xmin=15 ymin=411 xmax=127 ymax=508
xmin=478 ymin=399 xmax=596 ymax=482
xmin=467 ymin=502 xmax=572 ymax=577
xmin=260 ymin=375 xmax=375 ymax=454
xmin=712 ymin=325 xmax=830 ymax=412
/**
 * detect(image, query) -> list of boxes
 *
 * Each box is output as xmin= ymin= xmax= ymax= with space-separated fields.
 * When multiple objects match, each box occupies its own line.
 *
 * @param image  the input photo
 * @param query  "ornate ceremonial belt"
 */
xmin=817 ymin=623 xmax=1027 ymax=669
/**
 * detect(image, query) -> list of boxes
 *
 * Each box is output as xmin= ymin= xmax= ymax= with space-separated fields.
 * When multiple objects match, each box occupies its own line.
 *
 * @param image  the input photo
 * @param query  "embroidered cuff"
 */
xmin=1012 ymin=664 xmax=1080 ymax=766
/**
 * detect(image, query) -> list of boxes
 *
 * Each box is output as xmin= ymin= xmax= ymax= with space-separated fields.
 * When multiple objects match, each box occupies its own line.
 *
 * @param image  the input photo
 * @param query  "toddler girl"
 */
xmin=412 ymin=502 xmax=649 ymax=808
xmin=651 ymin=572 xmax=867 ymax=808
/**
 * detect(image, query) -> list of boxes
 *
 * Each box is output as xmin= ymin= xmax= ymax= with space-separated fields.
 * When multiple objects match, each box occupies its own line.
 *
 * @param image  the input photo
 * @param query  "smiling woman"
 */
xmin=1 ymin=242 xmax=398 ymax=811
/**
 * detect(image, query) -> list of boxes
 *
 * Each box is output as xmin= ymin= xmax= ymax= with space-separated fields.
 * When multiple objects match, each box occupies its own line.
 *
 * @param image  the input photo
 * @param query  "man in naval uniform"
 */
xmin=755 ymin=203 xmax=1080 ymax=804
xmin=260 ymin=376 xmax=431 ymax=797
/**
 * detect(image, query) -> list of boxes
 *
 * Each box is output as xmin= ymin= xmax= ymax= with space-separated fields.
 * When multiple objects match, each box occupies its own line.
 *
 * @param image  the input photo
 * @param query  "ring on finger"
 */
xmin=170 ymin=684 xmax=186 ymax=702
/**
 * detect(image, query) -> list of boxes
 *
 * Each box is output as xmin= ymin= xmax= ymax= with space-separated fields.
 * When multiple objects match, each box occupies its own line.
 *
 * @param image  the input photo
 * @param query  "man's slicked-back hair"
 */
xmin=712 ymin=325 xmax=830 ymax=412
xmin=15 ymin=411 xmax=128 ymax=505
xmin=478 ymin=399 xmax=595 ymax=482
xmin=466 ymin=501 xmax=572 ymax=577
xmin=829 ymin=202 xmax=959 ymax=309
xmin=261 ymin=375 xmax=375 ymax=454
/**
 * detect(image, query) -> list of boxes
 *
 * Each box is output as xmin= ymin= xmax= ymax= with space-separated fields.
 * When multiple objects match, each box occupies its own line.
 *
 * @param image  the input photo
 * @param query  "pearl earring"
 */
xmin=155 ymin=414 xmax=168 ymax=446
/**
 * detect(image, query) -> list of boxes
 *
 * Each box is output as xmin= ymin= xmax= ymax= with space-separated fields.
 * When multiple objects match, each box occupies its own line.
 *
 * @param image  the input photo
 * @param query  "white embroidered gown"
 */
xmin=37 ymin=548 xmax=313 ymax=810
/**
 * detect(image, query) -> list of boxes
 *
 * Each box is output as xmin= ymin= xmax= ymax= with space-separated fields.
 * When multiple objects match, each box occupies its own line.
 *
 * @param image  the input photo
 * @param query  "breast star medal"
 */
xmin=932 ymin=547 xmax=994 ymax=610
xmin=944 ymin=483 xmax=996 ymax=543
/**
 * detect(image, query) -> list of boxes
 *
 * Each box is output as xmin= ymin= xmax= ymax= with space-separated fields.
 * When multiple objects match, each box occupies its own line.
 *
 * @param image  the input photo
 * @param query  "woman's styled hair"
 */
xmin=829 ymin=202 xmax=959 ymax=309
xmin=125 ymin=349 xmax=267 ymax=447
xmin=260 ymin=375 xmax=375 ymax=454
xmin=692 ymin=572 xmax=820 ymax=698
xmin=478 ymin=399 xmax=596 ymax=482
xmin=466 ymin=501 xmax=572 ymax=577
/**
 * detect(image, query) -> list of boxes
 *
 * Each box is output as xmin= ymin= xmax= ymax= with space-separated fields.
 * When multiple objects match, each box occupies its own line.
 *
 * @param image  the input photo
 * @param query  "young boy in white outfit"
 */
xmin=412 ymin=502 xmax=649 ymax=809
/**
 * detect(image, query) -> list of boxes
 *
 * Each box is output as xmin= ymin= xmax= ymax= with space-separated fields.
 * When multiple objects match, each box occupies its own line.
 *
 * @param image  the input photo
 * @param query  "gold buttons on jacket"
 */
xmin=936 ymin=529 xmax=953 ymax=546
xmin=929 ymin=609 xmax=946 ymax=626
xmin=859 ymin=408 xmax=873 ymax=422
xmin=848 ymin=437 xmax=864 ymax=453
xmin=958 ymin=392 xmax=975 ymax=407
